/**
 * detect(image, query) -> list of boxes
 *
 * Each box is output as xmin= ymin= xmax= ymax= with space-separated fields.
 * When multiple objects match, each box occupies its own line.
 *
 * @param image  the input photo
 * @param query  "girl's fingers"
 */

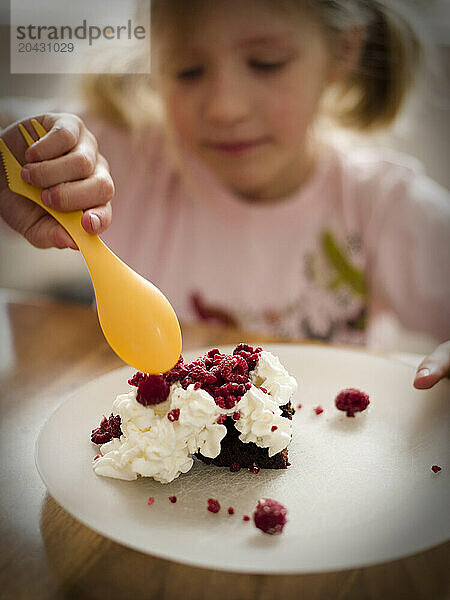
xmin=81 ymin=201 xmax=113 ymax=234
xmin=38 ymin=159 xmax=114 ymax=215
xmin=24 ymin=113 xmax=83 ymax=162
xmin=22 ymin=136 xmax=97 ymax=188
xmin=414 ymin=341 xmax=450 ymax=389
xmin=24 ymin=213 xmax=78 ymax=250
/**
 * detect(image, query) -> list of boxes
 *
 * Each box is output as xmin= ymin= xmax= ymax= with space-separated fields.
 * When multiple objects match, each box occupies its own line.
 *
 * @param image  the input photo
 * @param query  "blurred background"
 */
xmin=0 ymin=0 xmax=449 ymax=352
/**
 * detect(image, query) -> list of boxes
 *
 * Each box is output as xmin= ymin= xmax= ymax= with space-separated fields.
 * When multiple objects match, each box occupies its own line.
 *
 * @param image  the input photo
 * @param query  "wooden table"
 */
xmin=0 ymin=290 xmax=448 ymax=600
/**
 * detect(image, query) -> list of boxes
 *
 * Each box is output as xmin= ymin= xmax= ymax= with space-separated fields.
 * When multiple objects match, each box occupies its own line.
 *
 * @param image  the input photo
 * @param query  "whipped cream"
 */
xmin=93 ymin=350 xmax=297 ymax=483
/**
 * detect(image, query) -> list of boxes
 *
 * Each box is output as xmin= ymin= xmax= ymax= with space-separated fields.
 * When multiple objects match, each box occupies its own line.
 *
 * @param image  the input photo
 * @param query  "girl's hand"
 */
xmin=0 ymin=113 xmax=114 ymax=249
xmin=414 ymin=341 xmax=450 ymax=389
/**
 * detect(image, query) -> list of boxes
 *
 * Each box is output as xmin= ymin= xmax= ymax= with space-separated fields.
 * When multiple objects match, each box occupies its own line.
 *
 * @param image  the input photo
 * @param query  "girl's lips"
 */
xmin=206 ymin=138 xmax=269 ymax=155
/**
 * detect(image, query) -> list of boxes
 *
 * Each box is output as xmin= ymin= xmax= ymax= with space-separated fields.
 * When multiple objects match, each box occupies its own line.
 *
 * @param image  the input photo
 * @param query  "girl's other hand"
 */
xmin=414 ymin=341 xmax=450 ymax=389
xmin=0 ymin=113 xmax=114 ymax=249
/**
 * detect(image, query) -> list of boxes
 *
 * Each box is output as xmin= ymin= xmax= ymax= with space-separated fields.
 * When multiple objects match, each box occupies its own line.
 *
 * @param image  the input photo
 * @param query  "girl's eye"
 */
xmin=176 ymin=67 xmax=203 ymax=81
xmin=249 ymin=60 xmax=287 ymax=73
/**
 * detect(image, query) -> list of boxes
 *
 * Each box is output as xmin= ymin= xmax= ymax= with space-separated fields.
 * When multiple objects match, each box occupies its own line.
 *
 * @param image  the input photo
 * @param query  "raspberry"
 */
xmin=207 ymin=498 xmax=221 ymax=513
xmin=217 ymin=414 xmax=227 ymax=424
xmin=215 ymin=397 xmax=226 ymax=409
xmin=233 ymin=343 xmax=262 ymax=371
xmin=233 ymin=411 xmax=241 ymax=421
xmin=91 ymin=413 xmax=122 ymax=444
xmin=203 ymin=348 xmax=221 ymax=367
xmin=230 ymin=462 xmax=241 ymax=472
xmin=233 ymin=343 xmax=255 ymax=355
xmin=314 ymin=405 xmax=324 ymax=415
xmin=137 ymin=374 xmax=170 ymax=406
xmin=167 ymin=408 xmax=180 ymax=422
xmin=193 ymin=381 xmax=202 ymax=390
xmin=218 ymin=355 xmax=248 ymax=383
xmin=169 ymin=496 xmax=177 ymax=503
xmin=253 ymin=498 xmax=288 ymax=535
xmin=335 ymin=388 xmax=370 ymax=417
xmin=431 ymin=465 xmax=442 ymax=473
xmin=181 ymin=364 xmax=217 ymax=389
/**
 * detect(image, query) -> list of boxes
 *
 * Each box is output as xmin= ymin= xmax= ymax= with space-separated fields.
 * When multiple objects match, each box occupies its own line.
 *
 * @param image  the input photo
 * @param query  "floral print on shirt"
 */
xmin=190 ymin=230 xmax=368 ymax=345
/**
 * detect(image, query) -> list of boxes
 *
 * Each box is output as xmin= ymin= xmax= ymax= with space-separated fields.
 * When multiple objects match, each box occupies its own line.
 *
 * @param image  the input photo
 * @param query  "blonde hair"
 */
xmin=82 ymin=0 xmax=424 ymax=131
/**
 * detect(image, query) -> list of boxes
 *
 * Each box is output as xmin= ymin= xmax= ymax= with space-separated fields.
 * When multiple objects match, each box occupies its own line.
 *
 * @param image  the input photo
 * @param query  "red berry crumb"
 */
xmin=297 ymin=403 xmax=302 ymax=409
xmin=233 ymin=411 xmax=241 ymax=420
xmin=335 ymin=388 xmax=370 ymax=417
xmin=91 ymin=413 xmax=122 ymax=444
xmin=243 ymin=515 xmax=250 ymax=522
xmin=253 ymin=498 xmax=288 ymax=535
xmin=193 ymin=381 xmax=202 ymax=390
xmin=228 ymin=507 xmax=235 ymax=515
xmin=147 ymin=497 xmax=155 ymax=506
xmin=260 ymin=387 xmax=267 ymax=394
xmin=169 ymin=496 xmax=177 ymax=503
xmin=167 ymin=408 xmax=180 ymax=422
xmin=431 ymin=465 xmax=442 ymax=473
xmin=207 ymin=498 xmax=221 ymax=513
xmin=271 ymin=425 xmax=278 ymax=432
xmin=93 ymin=454 xmax=100 ymax=461
xmin=314 ymin=405 xmax=324 ymax=415
xmin=230 ymin=462 xmax=241 ymax=472
xmin=128 ymin=371 xmax=146 ymax=387
xmin=217 ymin=414 xmax=227 ymax=424
xmin=249 ymin=462 xmax=260 ymax=474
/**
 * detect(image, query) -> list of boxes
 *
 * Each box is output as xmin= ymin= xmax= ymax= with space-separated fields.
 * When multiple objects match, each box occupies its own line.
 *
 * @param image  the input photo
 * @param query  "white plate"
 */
xmin=35 ymin=344 xmax=450 ymax=574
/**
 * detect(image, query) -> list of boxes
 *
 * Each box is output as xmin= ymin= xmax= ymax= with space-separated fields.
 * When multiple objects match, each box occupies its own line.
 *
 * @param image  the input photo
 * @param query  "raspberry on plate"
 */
xmin=253 ymin=498 xmax=288 ymax=535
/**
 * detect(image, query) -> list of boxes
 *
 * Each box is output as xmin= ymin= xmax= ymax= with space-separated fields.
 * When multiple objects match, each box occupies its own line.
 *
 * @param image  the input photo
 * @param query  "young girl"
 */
xmin=0 ymin=0 xmax=449 ymax=387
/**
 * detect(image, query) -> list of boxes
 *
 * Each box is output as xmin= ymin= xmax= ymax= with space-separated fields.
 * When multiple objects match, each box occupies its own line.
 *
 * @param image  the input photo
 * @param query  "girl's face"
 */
xmin=154 ymin=0 xmax=337 ymax=201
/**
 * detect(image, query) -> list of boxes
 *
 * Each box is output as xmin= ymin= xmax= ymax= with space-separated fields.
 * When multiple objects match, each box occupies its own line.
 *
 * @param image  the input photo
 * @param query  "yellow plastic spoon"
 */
xmin=0 ymin=120 xmax=182 ymax=374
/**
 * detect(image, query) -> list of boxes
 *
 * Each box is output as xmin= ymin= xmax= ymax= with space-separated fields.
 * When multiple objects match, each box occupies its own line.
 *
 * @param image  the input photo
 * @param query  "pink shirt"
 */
xmin=84 ymin=115 xmax=450 ymax=346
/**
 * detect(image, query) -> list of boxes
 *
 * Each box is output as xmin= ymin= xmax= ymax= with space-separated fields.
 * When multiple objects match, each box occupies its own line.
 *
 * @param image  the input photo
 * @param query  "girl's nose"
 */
xmin=203 ymin=68 xmax=250 ymax=125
